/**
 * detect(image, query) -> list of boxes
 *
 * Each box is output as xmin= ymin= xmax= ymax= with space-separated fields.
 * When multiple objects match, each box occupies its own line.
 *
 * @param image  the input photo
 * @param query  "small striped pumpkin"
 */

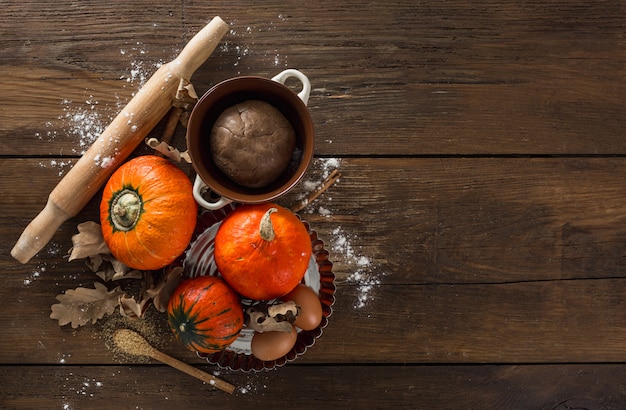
xmin=167 ymin=275 xmax=243 ymax=354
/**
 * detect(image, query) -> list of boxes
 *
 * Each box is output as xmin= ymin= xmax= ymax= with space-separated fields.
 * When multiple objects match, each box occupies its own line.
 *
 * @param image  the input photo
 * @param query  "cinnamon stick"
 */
xmin=291 ymin=169 xmax=341 ymax=213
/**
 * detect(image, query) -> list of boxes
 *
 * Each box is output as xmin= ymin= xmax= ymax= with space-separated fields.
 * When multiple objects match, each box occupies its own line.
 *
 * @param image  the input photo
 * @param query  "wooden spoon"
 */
xmin=113 ymin=329 xmax=235 ymax=394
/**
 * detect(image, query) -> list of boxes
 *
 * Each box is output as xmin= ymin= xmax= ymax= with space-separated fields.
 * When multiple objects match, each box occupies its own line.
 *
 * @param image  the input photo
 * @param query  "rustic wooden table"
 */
xmin=3 ymin=1 xmax=626 ymax=408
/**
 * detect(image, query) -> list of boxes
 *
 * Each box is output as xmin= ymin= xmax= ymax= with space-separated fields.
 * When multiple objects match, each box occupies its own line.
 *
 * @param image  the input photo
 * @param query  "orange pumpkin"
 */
xmin=100 ymin=155 xmax=197 ymax=270
xmin=214 ymin=203 xmax=312 ymax=300
xmin=167 ymin=275 xmax=244 ymax=353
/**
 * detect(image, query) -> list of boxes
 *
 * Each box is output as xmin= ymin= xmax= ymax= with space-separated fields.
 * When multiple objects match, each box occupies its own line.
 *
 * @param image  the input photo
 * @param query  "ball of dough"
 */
xmin=210 ymin=100 xmax=296 ymax=188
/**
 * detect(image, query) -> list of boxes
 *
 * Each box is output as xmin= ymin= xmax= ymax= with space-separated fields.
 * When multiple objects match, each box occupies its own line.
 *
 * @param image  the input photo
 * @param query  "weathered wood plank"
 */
xmin=6 ymin=157 xmax=626 ymax=284
xmin=3 ymin=272 xmax=626 ymax=365
xmin=2 ymin=1 xmax=626 ymax=156
xmin=4 ymin=0 xmax=626 ymax=407
xmin=1 ymin=364 xmax=625 ymax=409
xmin=4 ymin=157 xmax=626 ymax=365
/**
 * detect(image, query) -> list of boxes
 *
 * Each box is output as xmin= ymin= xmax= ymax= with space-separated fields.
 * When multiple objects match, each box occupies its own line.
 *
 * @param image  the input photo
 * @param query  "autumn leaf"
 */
xmin=50 ymin=283 xmax=126 ymax=328
xmin=68 ymin=221 xmax=110 ymax=261
xmin=62 ymin=222 xmax=184 ymax=325
xmin=118 ymin=294 xmax=151 ymax=319
xmin=145 ymin=266 xmax=185 ymax=312
xmin=68 ymin=221 xmax=143 ymax=282
xmin=90 ymin=254 xmax=143 ymax=282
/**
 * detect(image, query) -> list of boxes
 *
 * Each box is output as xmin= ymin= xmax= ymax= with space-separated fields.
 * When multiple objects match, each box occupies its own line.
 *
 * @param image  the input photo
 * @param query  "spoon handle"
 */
xmin=150 ymin=349 xmax=235 ymax=394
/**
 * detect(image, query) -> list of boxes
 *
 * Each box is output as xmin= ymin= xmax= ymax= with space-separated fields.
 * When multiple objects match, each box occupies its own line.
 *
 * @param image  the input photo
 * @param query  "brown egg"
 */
xmin=283 ymin=284 xmax=323 ymax=331
xmin=251 ymin=326 xmax=297 ymax=362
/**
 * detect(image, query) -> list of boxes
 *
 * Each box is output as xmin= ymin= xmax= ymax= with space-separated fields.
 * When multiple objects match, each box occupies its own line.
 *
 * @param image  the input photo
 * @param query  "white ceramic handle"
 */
xmin=271 ymin=69 xmax=311 ymax=106
xmin=193 ymin=174 xmax=233 ymax=210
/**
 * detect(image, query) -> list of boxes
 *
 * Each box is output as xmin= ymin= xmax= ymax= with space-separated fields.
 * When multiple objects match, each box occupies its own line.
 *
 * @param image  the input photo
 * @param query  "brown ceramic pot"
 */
xmin=187 ymin=69 xmax=314 ymax=209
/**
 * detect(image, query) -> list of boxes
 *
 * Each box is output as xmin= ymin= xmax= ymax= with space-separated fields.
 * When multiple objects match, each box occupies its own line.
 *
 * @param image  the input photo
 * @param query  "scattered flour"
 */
xmin=22 ymin=243 xmax=61 ymax=286
xmin=78 ymin=378 xmax=104 ymax=396
xmin=319 ymin=157 xmax=341 ymax=178
xmin=239 ymin=383 xmax=255 ymax=394
xmin=236 ymin=373 xmax=269 ymax=395
xmin=57 ymin=352 xmax=71 ymax=364
xmin=296 ymin=157 xmax=342 ymax=215
xmin=36 ymin=43 xmax=160 ymax=174
xmin=46 ymin=240 xmax=64 ymax=257
xmin=39 ymin=158 xmax=74 ymax=177
xmin=35 ymin=121 xmax=57 ymax=142
xmin=119 ymin=41 xmax=164 ymax=91
xmin=23 ymin=264 xmax=43 ymax=286
xmin=318 ymin=206 xmax=332 ymax=217
xmin=219 ymin=16 xmax=290 ymax=74
xmin=205 ymin=369 xmax=269 ymax=395
xmin=93 ymin=154 xmax=115 ymax=168
xmin=61 ymin=98 xmax=106 ymax=155
xmin=330 ymin=226 xmax=383 ymax=309
xmin=293 ymin=157 xmax=385 ymax=309
xmin=36 ymin=97 xmax=108 ymax=175
xmin=59 ymin=375 xmax=104 ymax=409
xmin=221 ymin=33 xmax=250 ymax=68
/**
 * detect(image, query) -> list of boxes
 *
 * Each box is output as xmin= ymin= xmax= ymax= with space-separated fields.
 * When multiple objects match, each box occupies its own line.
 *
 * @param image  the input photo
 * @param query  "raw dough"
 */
xmin=210 ymin=100 xmax=296 ymax=188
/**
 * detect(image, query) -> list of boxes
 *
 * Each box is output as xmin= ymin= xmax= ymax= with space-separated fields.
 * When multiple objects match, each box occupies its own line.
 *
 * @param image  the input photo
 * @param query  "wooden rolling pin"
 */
xmin=11 ymin=16 xmax=229 ymax=264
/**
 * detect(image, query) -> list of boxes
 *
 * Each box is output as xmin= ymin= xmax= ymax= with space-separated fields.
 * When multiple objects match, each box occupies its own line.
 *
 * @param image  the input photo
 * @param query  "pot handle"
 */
xmin=271 ymin=69 xmax=311 ymax=106
xmin=193 ymin=175 xmax=233 ymax=210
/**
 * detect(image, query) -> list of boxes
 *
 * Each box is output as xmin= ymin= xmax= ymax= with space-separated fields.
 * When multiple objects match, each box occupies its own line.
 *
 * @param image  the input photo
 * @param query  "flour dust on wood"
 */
xmin=219 ymin=16 xmax=291 ymax=74
xmin=22 ymin=241 xmax=62 ymax=286
xmin=293 ymin=158 xmax=386 ymax=309
xmin=330 ymin=226 xmax=384 ymax=309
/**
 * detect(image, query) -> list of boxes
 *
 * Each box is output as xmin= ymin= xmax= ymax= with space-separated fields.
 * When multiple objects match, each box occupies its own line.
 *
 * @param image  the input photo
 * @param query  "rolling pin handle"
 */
xmin=11 ymin=198 xmax=69 ymax=264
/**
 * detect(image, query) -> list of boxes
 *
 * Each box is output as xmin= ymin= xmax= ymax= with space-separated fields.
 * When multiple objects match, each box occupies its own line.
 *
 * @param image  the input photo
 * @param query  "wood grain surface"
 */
xmin=2 ymin=0 xmax=626 ymax=408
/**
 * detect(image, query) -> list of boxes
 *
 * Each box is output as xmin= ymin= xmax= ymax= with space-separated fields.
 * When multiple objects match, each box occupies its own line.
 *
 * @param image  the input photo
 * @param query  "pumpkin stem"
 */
xmin=259 ymin=207 xmax=278 ymax=242
xmin=111 ymin=190 xmax=142 ymax=231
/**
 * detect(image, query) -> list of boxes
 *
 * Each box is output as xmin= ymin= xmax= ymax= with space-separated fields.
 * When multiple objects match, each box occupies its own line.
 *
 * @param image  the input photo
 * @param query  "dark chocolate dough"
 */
xmin=210 ymin=100 xmax=296 ymax=188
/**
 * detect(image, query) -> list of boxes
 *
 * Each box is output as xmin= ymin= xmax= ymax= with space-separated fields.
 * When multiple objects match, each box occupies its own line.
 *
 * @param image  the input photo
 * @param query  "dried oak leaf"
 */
xmin=68 ymin=221 xmax=142 ymax=282
xmin=90 ymin=254 xmax=143 ymax=282
xmin=145 ymin=266 xmax=185 ymax=312
xmin=68 ymin=221 xmax=110 ymax=261
xmin=50 ymin=282 xmax=126 ymax=328
xmin=118 ymin=294 xmax=151 ymax=319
